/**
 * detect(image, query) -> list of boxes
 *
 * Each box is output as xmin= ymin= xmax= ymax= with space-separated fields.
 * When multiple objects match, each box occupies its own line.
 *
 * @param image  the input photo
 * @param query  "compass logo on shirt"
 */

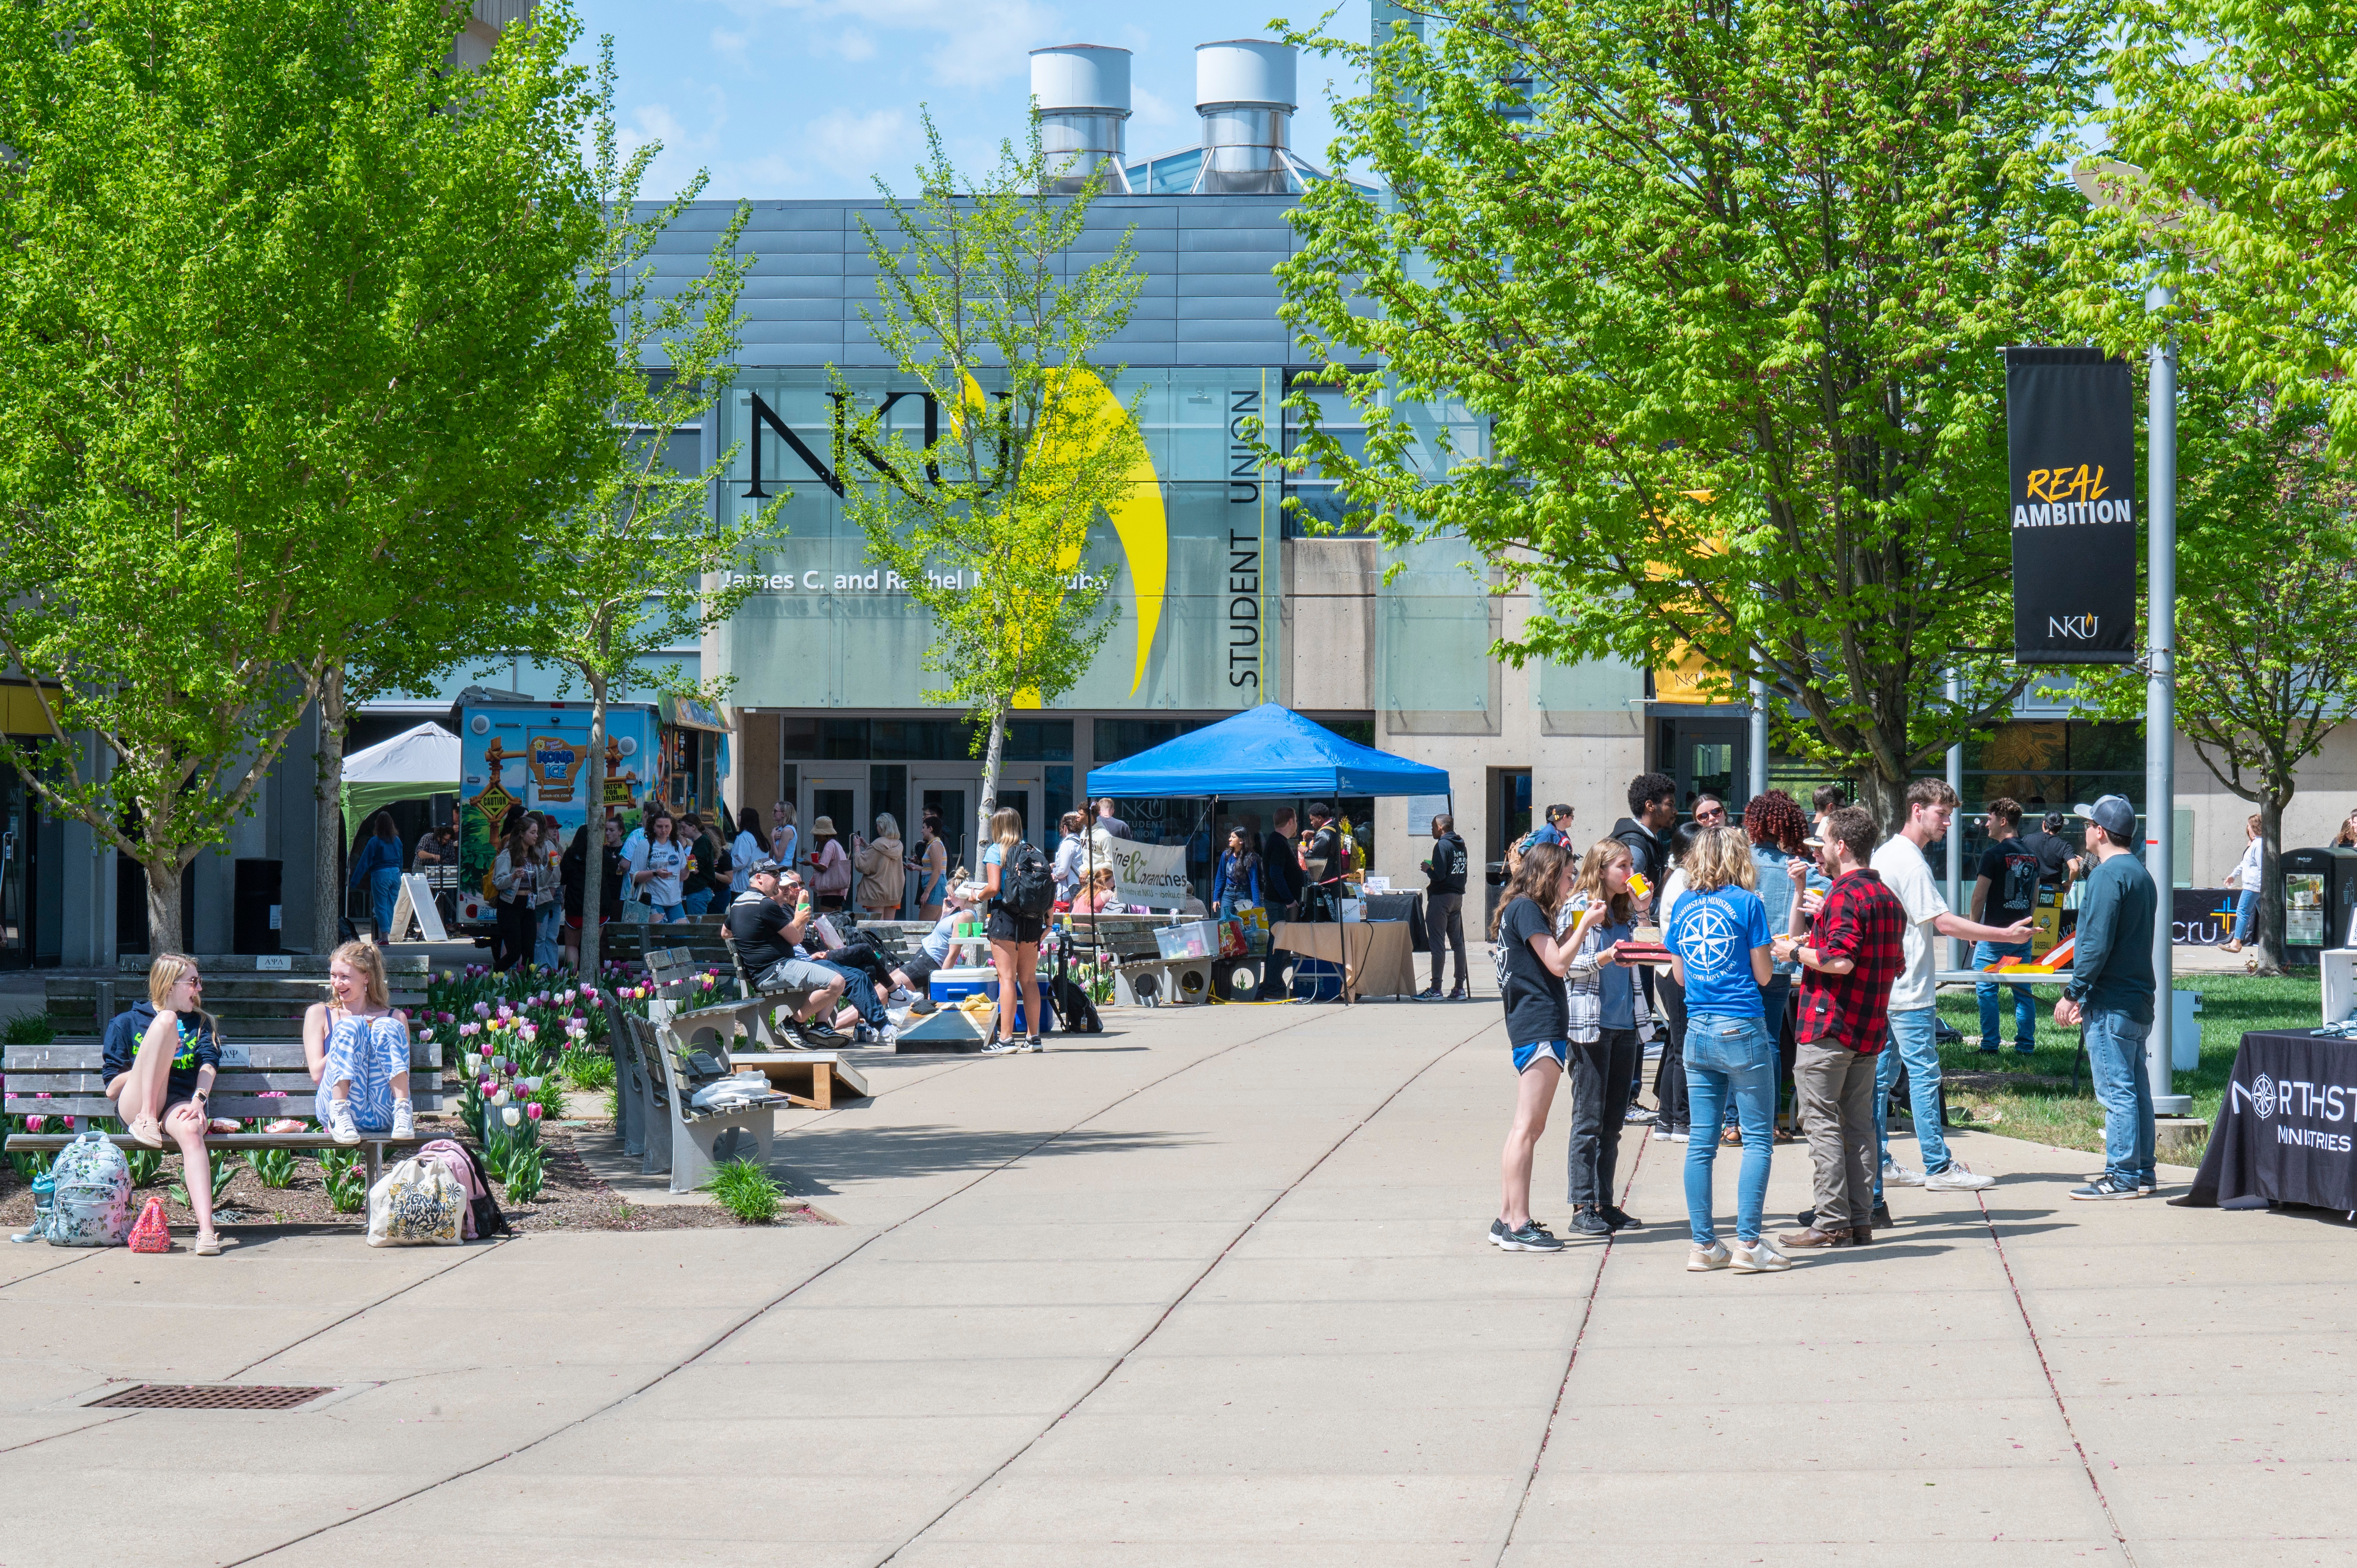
xmin=1677 ymin=900 xmax=1746 ymax=977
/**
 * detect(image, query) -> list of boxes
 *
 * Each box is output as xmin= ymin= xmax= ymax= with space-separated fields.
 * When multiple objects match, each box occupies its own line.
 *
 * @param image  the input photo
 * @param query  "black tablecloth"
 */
xmin=2180 ymin=1029 xmax=2357 ymax=1211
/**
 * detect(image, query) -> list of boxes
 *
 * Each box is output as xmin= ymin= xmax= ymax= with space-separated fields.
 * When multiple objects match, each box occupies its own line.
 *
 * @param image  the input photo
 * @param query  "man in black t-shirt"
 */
xmin=1299 ymin=802 xmax=1346 ymax=920
xmin=723 ymin=862 xmax=847 ymax=1030
xmin=2016 ymin=812 xmax=2080 ymax=895
xmin=1968 ymin=798 xmax=2041 ymax=1054
xmin=1261 ymin=808 xmax=1301 ymax=919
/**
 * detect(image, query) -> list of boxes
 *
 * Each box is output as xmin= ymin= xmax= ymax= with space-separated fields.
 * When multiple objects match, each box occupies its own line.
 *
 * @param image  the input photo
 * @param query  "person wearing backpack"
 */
xmin=1502 ymin=802 xmax=1575 ymax=884
xmin=101 ymin=952 xmax=230 ymax=1255
xmin=981 ymin=807 xmax=1051 ymax=1054
xmin=1418 ymin=812 xmax=1472 ymax=1001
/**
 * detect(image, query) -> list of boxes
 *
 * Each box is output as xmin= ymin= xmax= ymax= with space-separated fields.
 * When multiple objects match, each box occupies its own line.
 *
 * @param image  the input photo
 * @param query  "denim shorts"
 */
xmin=1511 ymin=1039 xmax=1570 ymax=1074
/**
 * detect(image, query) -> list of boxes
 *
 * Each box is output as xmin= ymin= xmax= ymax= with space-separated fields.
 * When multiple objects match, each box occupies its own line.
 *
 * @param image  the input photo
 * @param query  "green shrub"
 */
xmin=701 ymin=1158 xmax=782 ymax=1224
xmin=249 ymin=1146 xmax=298 ymax=1188
xmin=2 ymin=1011 xmax=57 ymax=1045
xmin=317 ymin=1148 xmax=367 ymax=1214
xmin=563 ymin=1047 xmax=615 ymax=1093
xmin=502 ymin=1145 xmax=545 ymax=1204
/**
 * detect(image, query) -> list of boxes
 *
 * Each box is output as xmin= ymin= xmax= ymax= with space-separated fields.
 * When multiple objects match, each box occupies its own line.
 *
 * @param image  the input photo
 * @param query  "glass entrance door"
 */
xmin=0 ymin=768 xmax=31 ymax=970
xmin=1658 ymin=719 xmax=1749 ymax=817
xmin=798 ymin=772 xmax=864 ymax=906
xmin=910 ymin=775 xmax=975 ymax=891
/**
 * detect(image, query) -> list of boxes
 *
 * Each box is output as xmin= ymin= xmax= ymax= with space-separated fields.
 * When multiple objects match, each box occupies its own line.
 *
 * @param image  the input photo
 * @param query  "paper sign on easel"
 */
xmin=388 ymin=873 xmax=448 ymax=943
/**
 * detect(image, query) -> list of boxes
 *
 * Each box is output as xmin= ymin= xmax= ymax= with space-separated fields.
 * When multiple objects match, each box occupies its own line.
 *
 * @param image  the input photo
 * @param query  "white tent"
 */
xmin=339 ymin=722 xmax=460 ymax=839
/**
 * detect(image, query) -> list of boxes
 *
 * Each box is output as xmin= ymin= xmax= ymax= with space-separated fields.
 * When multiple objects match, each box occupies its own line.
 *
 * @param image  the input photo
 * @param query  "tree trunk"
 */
xmin=978 ymin=701 xmax=1007 ymax=847
xmin=2254 ymin=795 xmax=2286 ymax=976
xmin=144 ymin=856 xmax=185 ymax=956
xmin=1855 ymin=768 xmax=1907 ymax=840
xmin=313 ymin=662 xmax=348 ymax=955
xmin=579 ymin=668 xmax=609 ymax=982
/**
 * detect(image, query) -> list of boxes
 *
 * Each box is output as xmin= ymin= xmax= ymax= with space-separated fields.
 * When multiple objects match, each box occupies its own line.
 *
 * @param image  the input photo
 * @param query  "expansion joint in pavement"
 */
xmin=1974 ymin=1187 xmax=2140 ymax=1566
xmin=218 ymin=1004 xmax=1343 ymax=1566
xmin=873 ymin=1012 xmax=1501 ymax=1567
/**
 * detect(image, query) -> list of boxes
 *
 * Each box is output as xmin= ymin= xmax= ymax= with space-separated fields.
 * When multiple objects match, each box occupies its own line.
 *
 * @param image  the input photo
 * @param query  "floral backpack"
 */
xmin=45 ymin=1131 xmax=133 ymax=1247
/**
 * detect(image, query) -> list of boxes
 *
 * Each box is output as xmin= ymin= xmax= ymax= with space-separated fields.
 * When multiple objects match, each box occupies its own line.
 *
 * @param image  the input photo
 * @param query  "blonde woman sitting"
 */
xmin=301 ymin=941 xmax=415 ymax=1144
xmin=100 ymin=953 xmax=230 ymax=1254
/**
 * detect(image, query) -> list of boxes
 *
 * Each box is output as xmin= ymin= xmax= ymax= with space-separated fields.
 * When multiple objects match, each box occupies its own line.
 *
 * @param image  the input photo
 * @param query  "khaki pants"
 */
xmin=1793 ymin=1038 xmax=1878 ymax=1231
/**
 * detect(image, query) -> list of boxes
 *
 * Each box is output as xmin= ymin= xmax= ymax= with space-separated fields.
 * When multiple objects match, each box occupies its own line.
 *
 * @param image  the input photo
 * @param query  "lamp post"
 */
xmin=2072 ymin=157 xmax=2191 ymax=1116
xmin=1946 ymin=668 xmax=1964 ymax=971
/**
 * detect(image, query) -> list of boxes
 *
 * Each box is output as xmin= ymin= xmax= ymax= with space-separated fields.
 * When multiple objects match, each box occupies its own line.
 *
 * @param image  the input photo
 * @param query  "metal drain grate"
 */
xmin=88 ymin=1384 xmax=336 ymax=1411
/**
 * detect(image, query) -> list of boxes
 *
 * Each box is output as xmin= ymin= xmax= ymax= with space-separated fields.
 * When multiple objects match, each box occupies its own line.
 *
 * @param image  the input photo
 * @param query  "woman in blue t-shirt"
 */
xmin=1486 ymin=840 xmax=1595 ymax=1253
xmin=1665 ymin=825 xmax=1787 ymax=1274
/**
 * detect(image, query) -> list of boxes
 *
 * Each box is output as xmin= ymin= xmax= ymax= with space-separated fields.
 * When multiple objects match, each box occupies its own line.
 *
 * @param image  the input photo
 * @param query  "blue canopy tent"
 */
xmin=1084 ymin=703 xmax=1451 ymax=799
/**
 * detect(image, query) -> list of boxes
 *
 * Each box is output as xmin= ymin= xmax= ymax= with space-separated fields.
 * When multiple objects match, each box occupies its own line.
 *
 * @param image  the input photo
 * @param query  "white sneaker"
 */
xmin=888 ymin=987 xmax=914 ymax=1005
xmin=981 ymin=1038 xmax=1023 ymax=1056
xmin=1924 ymin=1163 xmax=1996 ymax=1192
xmin=878 ymin=1025 xmax=899 ymax=1050
xmin=1687 ymin=1241 xmax=1730 ymax=1271
xmin=1882 ymin=1160 xmax=1927 ymax=1188
xmin=390 ymin=1100 xmax=415 ymax=1139
xmin=1728 ymin=1237 xmax=1793 ymax=1273
xmin=1668 ymin=1130 xmax=1691 ymax=1143
xmin=1651 ymin=1127 xmax=1675 ymax=1142
xmin=327 ymin=1101 xmax=361 ymax=1146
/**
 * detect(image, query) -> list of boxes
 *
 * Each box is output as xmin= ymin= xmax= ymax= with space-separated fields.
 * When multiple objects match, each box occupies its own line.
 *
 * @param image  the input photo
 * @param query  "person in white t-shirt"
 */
xmin=1870 ymin=780 xmax=2035 ymax=1197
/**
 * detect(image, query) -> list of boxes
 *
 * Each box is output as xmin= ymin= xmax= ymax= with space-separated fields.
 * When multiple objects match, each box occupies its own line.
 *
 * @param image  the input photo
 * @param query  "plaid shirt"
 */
xmin=1794 ymin=869 xmax=1904 ymax=1055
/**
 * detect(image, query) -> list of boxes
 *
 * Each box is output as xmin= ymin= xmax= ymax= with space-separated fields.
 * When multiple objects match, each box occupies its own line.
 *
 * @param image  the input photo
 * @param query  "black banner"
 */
xmin=2183 ymin=1030 xmax=2357 ymax=1211
xmin=2005 ymin=348 xmax=2138 ymax=664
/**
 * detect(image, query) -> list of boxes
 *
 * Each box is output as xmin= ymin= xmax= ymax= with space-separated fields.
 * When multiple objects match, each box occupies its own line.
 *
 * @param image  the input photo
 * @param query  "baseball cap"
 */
xmin=746 ymin=857 xmax=784 ymax=876
xmin=2078 ymin=796 xmax=2137 ymax=842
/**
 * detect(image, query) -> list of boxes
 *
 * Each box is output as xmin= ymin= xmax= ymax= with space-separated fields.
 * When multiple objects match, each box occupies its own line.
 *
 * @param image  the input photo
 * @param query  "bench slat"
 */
xmin=6 ymin=1042 xmax=440 ymax=1072
xmin=9 ymin=1071 xmax=443 ymax=1095
xmin=5 ymin=1093 xmax=444 ymax=1118
xmin=6 ymin=1133 xmax=432 ymax=1152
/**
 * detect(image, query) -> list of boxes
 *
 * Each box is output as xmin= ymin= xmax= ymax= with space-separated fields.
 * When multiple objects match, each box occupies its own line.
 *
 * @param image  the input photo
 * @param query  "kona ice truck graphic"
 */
xmin=454 ymin=694 xmax=660 ymax=934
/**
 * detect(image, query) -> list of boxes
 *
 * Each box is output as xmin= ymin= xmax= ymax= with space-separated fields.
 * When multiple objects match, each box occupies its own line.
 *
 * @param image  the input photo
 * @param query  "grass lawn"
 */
xmin=1929 ymin=970 xmax=2320 ymax=1158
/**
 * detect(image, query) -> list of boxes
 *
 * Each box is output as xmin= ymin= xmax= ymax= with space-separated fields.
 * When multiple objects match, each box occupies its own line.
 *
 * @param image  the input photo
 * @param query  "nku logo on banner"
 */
xmin=2231 ymin=1071 xmax=2357 ymax=1151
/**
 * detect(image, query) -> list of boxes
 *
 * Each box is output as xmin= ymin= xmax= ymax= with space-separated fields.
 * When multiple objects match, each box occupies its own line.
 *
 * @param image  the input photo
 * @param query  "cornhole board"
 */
xmin=895 ymin=1005 xmax=989 ymax=1054
xmin=727 ymin=1051 xmax=871 ymax=1109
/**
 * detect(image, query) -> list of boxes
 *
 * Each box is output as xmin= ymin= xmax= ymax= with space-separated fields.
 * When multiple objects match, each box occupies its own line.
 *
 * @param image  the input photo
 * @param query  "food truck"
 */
xmin=451 ymin=689 xmax=663 ymax=935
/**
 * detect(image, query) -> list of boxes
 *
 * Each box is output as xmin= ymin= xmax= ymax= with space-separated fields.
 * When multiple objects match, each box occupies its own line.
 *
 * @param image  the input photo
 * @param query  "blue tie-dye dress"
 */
xmin=316 ymin=1010 xmax=406 ymax=1132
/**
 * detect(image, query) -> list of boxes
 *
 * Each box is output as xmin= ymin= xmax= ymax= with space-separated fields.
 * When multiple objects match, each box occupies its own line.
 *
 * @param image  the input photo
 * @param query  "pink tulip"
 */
xmin=526 ymin=1103 xmax=544 ymax=1121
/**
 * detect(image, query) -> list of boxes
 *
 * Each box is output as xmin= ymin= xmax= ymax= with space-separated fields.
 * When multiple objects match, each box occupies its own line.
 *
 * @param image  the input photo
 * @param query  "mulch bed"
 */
xmin=0 ymin=1120 xmax=825 ymax=1235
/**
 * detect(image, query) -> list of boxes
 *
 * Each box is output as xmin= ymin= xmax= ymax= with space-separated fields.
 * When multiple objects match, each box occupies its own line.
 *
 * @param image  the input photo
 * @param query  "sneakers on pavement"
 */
xmin=1687 ymin=1240 xmax=1730 ymax=1271
xmin=1668 ymin=1128 xmax=1691 ymax=1142
xmin=1601 ymin=1206 xmax=1642 ymax=1231
xmin=1728 ymin=1236 xmax=1794 ymax=1273
xmin=1651 ymin=1125 xmax=1677 ymax=1141
xmin=1491 ymin=1218 xmax=1565 ymax=1252
xmin=981 ymin=1038 xmax=1024 ymax=1056
xmin=2071 ymin=1174 xmax=2147 ymax=1200
xmin=1447 ymin=987 xmax=1472 ymax=1001
xmin=1624 ymin=1106 xmax=1658 ymax=1125
xmin=1923 ymin=1163 xmax=1996 ymax=1192
xmin=1882 ymin=1160 xmax=1927 ymax=1188
xmin=1566 ymin=1208 xmax=1613 ymax=1238
xmin=878 ymin=1025 xmax=900 ymax=1050
xmin=1414 ymin=987 xmax=1444 ymax=1001
xmin=1023 ymin=1034 xmax=1044 ymax=1053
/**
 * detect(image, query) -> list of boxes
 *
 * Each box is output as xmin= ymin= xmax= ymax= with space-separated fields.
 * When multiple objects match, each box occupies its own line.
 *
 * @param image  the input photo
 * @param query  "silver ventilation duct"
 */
xmin=1193 ymin=39 xmax=1298 ymax=194
xmin=1030 ymin=44 xmax=1133 ymax=194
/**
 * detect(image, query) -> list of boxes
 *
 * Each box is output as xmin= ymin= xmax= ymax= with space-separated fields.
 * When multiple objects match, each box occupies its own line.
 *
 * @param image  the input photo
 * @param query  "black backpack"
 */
xmin=999 ymin=839 xmax=1057 ymax=918
xmin=1052 ymin=973 xmax=1103 ymax=1033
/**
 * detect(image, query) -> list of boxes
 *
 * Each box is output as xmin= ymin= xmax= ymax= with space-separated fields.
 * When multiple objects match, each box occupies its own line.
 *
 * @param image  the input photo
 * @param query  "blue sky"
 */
xmin=568 ymin=0 xmax=1371 ymax=201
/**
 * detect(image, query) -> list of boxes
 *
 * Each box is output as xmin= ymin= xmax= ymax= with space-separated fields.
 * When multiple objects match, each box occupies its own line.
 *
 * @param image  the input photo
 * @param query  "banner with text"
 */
xmin=2005 ymin=348 xmax=2138 ymax=664
xmin=1104 ymin=839 xmax=1192 ymax=911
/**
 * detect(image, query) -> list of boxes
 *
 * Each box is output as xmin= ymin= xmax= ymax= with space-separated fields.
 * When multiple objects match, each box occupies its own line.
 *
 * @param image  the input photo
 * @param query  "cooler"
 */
xmin=928 ymin=965 xmax=997 ymax=1005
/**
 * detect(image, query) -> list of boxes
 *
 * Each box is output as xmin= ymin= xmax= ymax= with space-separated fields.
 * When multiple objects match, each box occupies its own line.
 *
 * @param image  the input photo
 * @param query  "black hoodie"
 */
xmin=1423 ymin=832 xmax=1468 ymax=894
xmin=1610 ymin=816 xmax=1673 ymax=911
xmin=101 ymin=1001 xmax=220 ymax=1104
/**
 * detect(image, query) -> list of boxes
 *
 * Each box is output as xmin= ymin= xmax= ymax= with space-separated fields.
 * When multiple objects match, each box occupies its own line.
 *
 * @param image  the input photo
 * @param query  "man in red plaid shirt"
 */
xmin=1774 ymin=805 xmax=1903 ymax=1248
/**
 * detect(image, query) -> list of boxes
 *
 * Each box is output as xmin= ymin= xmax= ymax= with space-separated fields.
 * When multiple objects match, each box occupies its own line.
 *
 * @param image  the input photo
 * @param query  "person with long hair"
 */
xmin=1648 ymin=820 xmax=1708 ymax=1146
xmin=303 ymin=940 xmax=413 ymax=1146
xmin=1074 ymin=863 xmax=1121 ymax=914
xmin=2333 ymin=808 xmax=2357 ymax=851
xmin=101 ymin=954 xmax=229 ymax=1253
xmin=980 ymin=807 xmax=1045 ymax=1054
xmin=731 ymin=807 xmax=766 ymax=898
xmin=629 ymin=809 xmax=689 ymax=924
xmin=1487 ymin=841 xmax=1590 ymax=1251
xmin=1212 ymin=827 xmax=1263 ymax=921
xmin=1668 ymin=826 xmax=1787 ymax=1273
xmin=1746 ymin=789 xmax=1824 ymax=1137
xmin=1561 ymin=837 xmax=1650 ymax=1237
xmin=350 ymin=810 xmax=404 ymax=943
xmin=491 ymin=816 xmax=546 ymax=971
xmin=855 ymin=812 xmax=908 ymax=920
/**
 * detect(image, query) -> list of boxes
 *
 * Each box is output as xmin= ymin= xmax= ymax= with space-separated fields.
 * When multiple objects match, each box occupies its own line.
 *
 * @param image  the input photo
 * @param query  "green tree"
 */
xmin=525 ymin=55 xmax=783 ymax=982
xmin=2074 ymin=381 xmax=2357 ymax=975
xmin=1271 ymin=0 xmax=2103 ymax=826
xmin=836 ymin=116 xmax=1144 ymax=839
xmin=0 ymin=0 xmax=614 ymax=953
xmin=2065 ymin=0 xmax=2357 ymax=453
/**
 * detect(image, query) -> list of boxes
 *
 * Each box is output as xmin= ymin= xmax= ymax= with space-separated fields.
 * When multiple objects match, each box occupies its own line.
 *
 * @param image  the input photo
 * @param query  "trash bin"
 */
xmin=2279 ymin=846 xmax=2357 ymax=965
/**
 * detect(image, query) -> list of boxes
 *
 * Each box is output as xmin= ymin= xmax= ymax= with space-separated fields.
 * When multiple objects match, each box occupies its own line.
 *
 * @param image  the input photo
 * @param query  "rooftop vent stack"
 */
xmin=1194 ymin=39 xmax=1298 ymax=194
xmin=1030 ymin=45 xmax=1133 ymax=194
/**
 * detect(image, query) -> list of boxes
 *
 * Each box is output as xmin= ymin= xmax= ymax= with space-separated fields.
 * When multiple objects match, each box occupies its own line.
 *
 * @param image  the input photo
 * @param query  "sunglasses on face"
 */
xmin=1696 ymin=807 xmax=1725 ymax=823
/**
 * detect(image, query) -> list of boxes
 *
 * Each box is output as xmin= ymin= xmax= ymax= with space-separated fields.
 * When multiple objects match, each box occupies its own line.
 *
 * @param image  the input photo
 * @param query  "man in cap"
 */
xmin=724 ymin=858 xmax=857 ymax=1042
xmin=2057 ymin=795 xmax=2159 ymax=1199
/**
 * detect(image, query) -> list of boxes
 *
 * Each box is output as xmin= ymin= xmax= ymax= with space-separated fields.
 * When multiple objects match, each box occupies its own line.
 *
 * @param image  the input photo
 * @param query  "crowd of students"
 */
xmin=1489 ymin=774 xmax=2164 ymax=1266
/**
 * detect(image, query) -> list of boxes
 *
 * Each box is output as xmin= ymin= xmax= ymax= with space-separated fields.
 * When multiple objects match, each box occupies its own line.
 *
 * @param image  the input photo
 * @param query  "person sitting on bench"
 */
xmin=102 ymin=952 xmax=233 ymax=1255
xmin=303 ymin=941 xmax=415 ymax=1144
xmin=891 ymin=883 xmax=986 ymax=1005
xmin=725 ymin=860 xmax=858 ymax=1038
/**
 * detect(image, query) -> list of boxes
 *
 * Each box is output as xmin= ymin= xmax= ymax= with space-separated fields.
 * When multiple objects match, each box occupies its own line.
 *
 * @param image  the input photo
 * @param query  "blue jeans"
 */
xmin=367 ymin=867 xmax=401 ymax=941
xmin=2232 ymin=888 xmax=2257 ymax=943
xmin=651 ymin=902 xmax=687 ymax=923
xmin=682 ymin=888 xmax=715 ymax=918
xmin=1217 ymin=895 xmax=1251 ymax=922
xmin=816 ymin=960 xmax=887 ymax=1029
xmin=1875 ymin=1006 xmax=1952 ymax=1191
xmin=2083 ymin=1007 xmax=2157 ymax=1187
xmin=1974 ymin=940 xmax=2036 ymax=1051
xmin=1682 ymin=1013 xmax=1776 ymax=1245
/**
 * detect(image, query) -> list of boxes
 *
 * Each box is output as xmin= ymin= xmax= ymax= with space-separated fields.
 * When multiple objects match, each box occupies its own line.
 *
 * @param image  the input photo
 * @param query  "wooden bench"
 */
xmin=4 ymin=1035 xmax=444 ymax=1188
xmin=46 ymin=955 xmax=430 ymax=1039
xmin=618 ymin=1003 xmax=784 ymax=1193
xmin=602 ymin=918 xmax=733 ymax=969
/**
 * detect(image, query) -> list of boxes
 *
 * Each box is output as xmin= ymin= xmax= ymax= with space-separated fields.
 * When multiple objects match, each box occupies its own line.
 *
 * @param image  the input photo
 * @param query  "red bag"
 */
xmin=127 ymin=1196 xmax=172 ymax=1253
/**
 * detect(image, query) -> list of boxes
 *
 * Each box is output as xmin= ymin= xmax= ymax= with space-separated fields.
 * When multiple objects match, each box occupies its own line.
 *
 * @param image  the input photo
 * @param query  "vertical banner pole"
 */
xmin=1946 ymin=669 xmax=1964 ymax=971
xmin=1747 ymin=671 xmax=1767 ymax=803
xmin=2147 ymin=292 xmax=2189 ymax=1114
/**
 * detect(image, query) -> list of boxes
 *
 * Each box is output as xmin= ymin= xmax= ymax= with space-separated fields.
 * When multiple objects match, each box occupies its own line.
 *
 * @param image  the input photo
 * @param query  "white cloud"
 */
xmin=724 ymin=0 xmax=1064 ymax=87
xmin=836 ymin=27 xmax=875 ymax=61
xmin=807 ymin=106 xmax=916 ymax=182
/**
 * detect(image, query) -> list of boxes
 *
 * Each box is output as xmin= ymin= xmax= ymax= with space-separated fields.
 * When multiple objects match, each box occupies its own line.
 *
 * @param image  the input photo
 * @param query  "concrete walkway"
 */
xmin=2 ymin=998 xmax=2344 ymax=1566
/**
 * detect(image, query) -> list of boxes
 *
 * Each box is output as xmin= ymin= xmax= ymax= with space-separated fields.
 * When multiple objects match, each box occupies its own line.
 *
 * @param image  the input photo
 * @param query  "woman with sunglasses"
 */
xmin=101 ymin=953 xmax=231 ymax=1255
